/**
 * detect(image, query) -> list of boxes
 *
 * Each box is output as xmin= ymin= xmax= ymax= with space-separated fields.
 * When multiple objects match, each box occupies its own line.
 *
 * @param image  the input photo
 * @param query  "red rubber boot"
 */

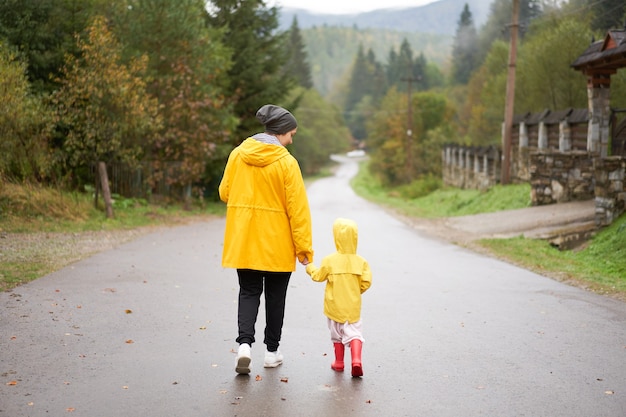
xmin=350 ymin=339 xmax=363 ymax=377
xmin=331 ymin=343 xmax=345 ymax=372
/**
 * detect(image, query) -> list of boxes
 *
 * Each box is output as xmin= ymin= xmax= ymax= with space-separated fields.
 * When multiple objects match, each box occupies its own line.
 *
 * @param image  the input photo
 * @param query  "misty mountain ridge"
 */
xmin=278 ymin=0 xmax=492 ymax=35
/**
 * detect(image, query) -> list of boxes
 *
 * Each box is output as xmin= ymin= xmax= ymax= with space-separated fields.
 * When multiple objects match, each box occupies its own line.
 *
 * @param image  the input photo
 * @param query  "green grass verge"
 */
xmin=351 ymin=160 xmax=625 ymax=300
xmin=351 ymin=160 xmax=531 ymax=218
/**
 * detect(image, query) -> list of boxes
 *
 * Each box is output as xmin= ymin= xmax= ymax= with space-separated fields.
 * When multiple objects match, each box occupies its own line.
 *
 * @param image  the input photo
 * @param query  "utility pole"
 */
xmin=402 ymin=75 xmax=420 ymax=182
xmin=501 ymin=0 xmax=519 ymax=184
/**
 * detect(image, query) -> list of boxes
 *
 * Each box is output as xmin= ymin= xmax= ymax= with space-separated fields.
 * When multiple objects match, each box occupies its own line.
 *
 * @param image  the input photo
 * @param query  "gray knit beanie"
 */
xmin=256 ymin=104 xmax=298 ymax=135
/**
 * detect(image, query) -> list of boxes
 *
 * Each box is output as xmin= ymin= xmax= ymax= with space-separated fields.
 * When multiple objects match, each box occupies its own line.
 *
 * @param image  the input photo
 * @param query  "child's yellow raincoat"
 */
xmin=306 ymin=218 xmax=372 ymax=323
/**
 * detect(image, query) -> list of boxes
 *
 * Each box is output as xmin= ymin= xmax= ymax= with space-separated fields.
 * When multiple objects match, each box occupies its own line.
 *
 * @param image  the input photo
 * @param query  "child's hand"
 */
xmin=300 ymin=258 xmax=310 ymax=266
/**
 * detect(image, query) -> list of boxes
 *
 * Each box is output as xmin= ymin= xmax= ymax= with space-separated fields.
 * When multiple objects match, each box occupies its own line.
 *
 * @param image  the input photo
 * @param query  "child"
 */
xmin=305 ymin=218 xmax=372 ymax=377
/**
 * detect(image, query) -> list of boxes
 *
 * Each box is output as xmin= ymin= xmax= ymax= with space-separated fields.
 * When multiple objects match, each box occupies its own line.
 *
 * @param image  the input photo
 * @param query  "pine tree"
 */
xmin=206 ymin=0 xmax=296 ymax=139
xmin=451 ymin=3 xmax=479 ymax=85
xmin=286 ymin=16 xmax=313 ymax=89
xmin=386 ymin=39 xmax=424 ymax=92
xmin=0 ymin=0 xmax=112 ymax=94
xmin=344 ymin=45 xmax=386 ymax=140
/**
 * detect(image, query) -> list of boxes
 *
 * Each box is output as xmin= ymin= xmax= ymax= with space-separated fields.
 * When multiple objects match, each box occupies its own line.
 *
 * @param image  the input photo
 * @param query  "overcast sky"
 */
xmin=268 ymin=0 xmax=435 ymax=14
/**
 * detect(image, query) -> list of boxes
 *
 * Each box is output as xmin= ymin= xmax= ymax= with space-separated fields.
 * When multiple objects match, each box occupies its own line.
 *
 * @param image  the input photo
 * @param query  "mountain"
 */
xmin=278 ymin=0 xmax=492 ymax=36
xmin=301 ymin=27 xmax=452 ymax=97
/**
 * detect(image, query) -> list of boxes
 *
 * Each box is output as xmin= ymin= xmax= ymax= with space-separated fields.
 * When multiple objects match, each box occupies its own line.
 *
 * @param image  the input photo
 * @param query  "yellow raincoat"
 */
xmin=219 ymin=137 xmax=313 ymax=272
xmin=306 ymin=218 xmax=372 ymax=323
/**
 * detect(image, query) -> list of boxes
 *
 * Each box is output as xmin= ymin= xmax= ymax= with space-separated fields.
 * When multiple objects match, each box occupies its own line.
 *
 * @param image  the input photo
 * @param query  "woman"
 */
xmin=219 ymin=104 xmax=314 ymax=375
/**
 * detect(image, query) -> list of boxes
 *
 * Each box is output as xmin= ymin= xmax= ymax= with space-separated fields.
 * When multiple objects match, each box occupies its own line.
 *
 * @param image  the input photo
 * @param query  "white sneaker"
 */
xmin=235 ymin=343 xmax=251 ymax=374
xmin=264 ymin=349 xmax=283 ymax=368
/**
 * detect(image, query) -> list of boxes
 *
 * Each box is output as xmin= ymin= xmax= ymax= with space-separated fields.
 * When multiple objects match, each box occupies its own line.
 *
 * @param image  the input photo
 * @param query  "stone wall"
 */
xmin=594 ymin=156 xmax=626 ymax=226
xmin=529 ymin=151 xmax=595 ymax=205
xmin=442 ymin=145 xmax=500 ymax=190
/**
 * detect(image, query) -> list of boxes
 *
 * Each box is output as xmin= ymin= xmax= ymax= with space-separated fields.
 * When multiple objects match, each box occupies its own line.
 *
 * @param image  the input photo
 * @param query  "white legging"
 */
xmin=328 ymin=318 xmax=364 ymax=345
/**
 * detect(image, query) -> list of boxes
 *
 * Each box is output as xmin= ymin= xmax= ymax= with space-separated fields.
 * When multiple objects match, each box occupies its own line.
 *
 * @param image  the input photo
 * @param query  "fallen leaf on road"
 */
xmin=10 ymin=336 xmax=16 ymax=340
xmin=125 ymin=340 xmax=134 ymax=344
xmin=280 ymin=377 xmax=288 ymax=383
xmin=66 ymin=408 xmax=75 ymax=412
xmin=366 ymin=400 xmax=372 ymax=403
xmin=255 ymin=375 xmax=262 ymax=381
xmin=6 ymin=381 xmax=17 ymax=386
xmin=605 ymin=390 xmax=615 ymax=395
xmin=199 ymin=326 xmax=207 ymax=330
xmin=28 ymin=402 xmax=34 ymax=406
xmin=122 ymin=386 xmax=128 ymax=390
xmin=125 ymin=309 xmax=132 ymax=314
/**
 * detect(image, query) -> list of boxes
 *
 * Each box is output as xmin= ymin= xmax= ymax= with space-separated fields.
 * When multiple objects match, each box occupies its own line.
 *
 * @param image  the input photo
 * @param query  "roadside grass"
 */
xmin=0 ymin=181 xmax=225 ymax=291
xmin=0 ymin=181 xmax=225 ymax=233
xmin=351 ymin=160 xmax=531 ymax=218
xmin=352 ymin=160 xmax=626 ymax=300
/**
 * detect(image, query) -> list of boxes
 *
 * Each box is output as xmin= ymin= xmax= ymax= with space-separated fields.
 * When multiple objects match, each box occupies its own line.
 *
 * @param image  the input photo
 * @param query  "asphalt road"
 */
xmin=2 ymin=156 xmax=625 ymax=417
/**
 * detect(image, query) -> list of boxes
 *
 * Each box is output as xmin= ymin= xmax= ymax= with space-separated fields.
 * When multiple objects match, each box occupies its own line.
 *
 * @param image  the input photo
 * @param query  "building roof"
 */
xmin=571 ymin=29 xmax=626 ymax=72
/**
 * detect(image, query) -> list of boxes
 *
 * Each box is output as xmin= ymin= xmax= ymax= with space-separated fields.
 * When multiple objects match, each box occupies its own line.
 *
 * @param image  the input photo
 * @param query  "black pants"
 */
xmin=236 ymin=269 xmax=291 ymax=352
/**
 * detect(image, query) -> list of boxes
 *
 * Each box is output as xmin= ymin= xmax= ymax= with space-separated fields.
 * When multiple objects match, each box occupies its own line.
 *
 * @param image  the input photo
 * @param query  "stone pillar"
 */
xmin=559 ymin=120 xmax=571 ymax=152
xmin=538 ymin=122 xmax=548 ymax=149
xmin=519 ymin=122 xmax=528 ymax=148
xmin=587 ymin=86 xmax=611 ymax=157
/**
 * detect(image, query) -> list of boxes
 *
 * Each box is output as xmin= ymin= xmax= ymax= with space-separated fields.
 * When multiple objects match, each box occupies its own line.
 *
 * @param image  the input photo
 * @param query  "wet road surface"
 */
xmin=2 ymin=157 xmax=625 ymax=416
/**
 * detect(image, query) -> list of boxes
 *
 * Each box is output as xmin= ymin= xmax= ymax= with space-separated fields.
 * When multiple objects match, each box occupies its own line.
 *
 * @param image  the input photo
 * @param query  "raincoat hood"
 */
xmin=331 ymin=218 xmax=364 ymax=275
xmin=334 ymin=218 xmax=358 ymax=254
xmin=239 ymin=137 xmax=289 ymax=168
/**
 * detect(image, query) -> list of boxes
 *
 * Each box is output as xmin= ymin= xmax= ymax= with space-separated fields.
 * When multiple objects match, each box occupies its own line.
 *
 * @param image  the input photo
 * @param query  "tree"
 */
xmin=463 ymin=40 xmax=510 ymax=146
xmin=476 ymin=0 xmax=542 ymax=66
xmin=113 ymin=0 xmax=236 ymax=201
xmin=286 ymin=16 xmax=313 ymax=89
xmin=288 ymin=88 xmax=352 ymax=175
xmin=515 ymin=15 xmax=589 ymax=113
xmin=0 ymin=0 xmax=114 ymax=94
xmin=568 ymin=0 xmax=626 ymax=33
xmin=0 ymin=42 xmax=54 ymax=181
xmin=344 ymin=45 xmax=386 ymax=140
xmin=386 ymin=39 xmax=423 ymax=92
xmin=367 ymin=88 xmax=454 ymax=185
xmin=450 ymin=4 xmax=479 ymax=85
xmin=51 ymin=16 xmax=161 ymax=217
xmin=206 ymin=0 xmax=296 ymax=139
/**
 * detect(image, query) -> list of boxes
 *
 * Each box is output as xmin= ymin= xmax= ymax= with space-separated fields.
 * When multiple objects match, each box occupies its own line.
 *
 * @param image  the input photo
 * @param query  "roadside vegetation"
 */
xmin=352 ymin=160 xmax=626 ymax=301
xmin=0 ymin=181 xmax=224 ymax=291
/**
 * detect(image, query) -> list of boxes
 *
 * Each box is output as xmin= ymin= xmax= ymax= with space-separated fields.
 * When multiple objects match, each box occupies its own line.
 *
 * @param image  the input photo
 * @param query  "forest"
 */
xmin=1 ymin=0 xmax=626 ymax=209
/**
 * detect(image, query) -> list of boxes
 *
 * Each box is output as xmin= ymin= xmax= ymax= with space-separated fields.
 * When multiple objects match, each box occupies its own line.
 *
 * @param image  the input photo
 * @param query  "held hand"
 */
xmin=300 ymin=258 xmax=310 ymax=266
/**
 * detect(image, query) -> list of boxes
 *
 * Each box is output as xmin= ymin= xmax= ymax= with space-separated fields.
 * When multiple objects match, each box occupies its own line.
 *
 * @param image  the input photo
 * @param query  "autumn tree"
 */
xmin=0 ymin=42 xmax=54 ymax=181
xmin=113 ymin=0 xmax=235 ymax=202
xmin=51 ymin=16 xmax=160 ymax=218
xmin=367 ymin=88 xmax=454 ymax=186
